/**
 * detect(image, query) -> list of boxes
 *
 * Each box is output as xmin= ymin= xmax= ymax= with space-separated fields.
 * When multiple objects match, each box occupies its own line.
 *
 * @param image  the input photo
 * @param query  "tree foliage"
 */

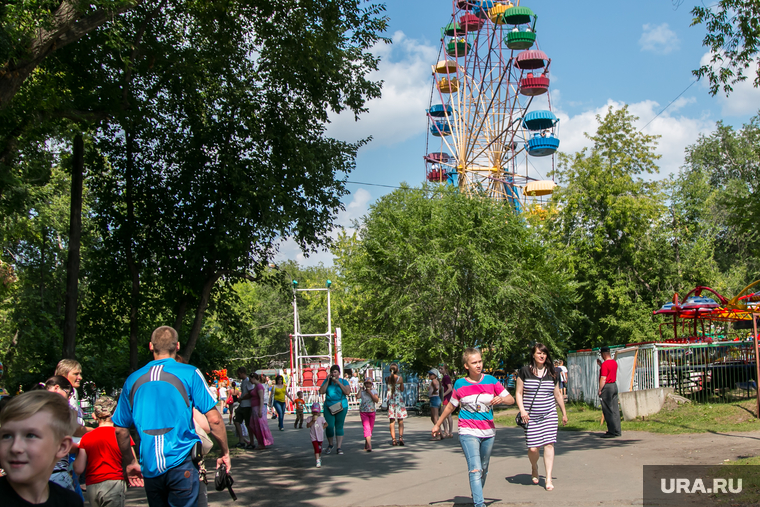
xmin=333 ymin=184 xmax=579 ymax=372
xmin=691 ymin=0 xmax=760 ymax=96
xmin=0 ymin=0 xmax=389 ymax=387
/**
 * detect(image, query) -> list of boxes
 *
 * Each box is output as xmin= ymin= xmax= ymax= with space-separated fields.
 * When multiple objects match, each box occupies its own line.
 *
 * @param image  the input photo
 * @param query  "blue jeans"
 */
xmin=459 ymin=434 xmax=494 ymax=507
xmin=144 ymin=454 xmax=199 ymax=507
xmin=273 ymin=400 xmax=286 ymax=429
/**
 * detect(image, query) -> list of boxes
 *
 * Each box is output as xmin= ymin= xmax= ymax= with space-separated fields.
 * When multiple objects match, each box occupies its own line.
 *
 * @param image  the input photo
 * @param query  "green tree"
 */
xmin=333 ymin=184 xmax=578 ymax=372
xmin=678 ymin=114 xmax=760 ymax=287
xmin=691 ymin=0 xmax=760 ymax=95
xmin=544 ymin=106 xmax=667 ymax=347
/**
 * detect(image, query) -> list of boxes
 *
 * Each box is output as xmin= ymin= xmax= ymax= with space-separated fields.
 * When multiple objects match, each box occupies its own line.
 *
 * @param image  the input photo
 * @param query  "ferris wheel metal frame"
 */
xmin=424 ymin=0 xmax=560 ymax=210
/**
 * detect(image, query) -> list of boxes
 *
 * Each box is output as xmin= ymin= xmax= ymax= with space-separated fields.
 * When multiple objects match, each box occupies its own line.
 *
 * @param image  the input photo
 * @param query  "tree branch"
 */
xmin=0 ymin=2 xmax=141 ymax=109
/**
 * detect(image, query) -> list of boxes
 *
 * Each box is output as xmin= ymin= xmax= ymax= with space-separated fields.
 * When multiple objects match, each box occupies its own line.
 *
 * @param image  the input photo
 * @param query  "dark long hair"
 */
xmin=387 ymin=363 xmax=400 ymax=396
xmin=529 ymin=343 xmax=557 ymax=379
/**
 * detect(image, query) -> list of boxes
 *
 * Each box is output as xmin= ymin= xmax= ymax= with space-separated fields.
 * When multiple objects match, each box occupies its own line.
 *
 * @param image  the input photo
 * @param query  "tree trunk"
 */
xmin=182 ymin=272 xmax=223 ymax=362
xmin=62 ymin=134 xmax=83 ymax=359
xmin=125 ymin=130 xmax=140 ymax=371
xmin=40 ymin=226 xmax=46 ymax=310
xmin=173 ymin=299 xmax=188 ymax=334
xmin=0 ymin=3 xmax=136 ymax=109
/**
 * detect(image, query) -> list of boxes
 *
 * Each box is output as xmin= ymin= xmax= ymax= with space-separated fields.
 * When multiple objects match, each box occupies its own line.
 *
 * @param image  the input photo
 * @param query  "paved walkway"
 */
xmin=123 ymin=411 xmax=760 ymax=507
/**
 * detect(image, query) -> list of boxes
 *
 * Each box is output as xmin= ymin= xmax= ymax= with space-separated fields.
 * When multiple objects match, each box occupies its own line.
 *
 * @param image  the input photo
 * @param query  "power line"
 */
xmin=639 ymin=78 xmax=699 ymax=133
xmin=346 ymin=180 xmax=404 ymax=189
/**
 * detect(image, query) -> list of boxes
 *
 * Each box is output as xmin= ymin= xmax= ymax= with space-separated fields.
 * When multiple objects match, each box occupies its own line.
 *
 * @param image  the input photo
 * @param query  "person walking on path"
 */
xmin=440 ymin=364 xmax=454 ymax=438
xmin=218 ymin=381 xmax=228 ymax=414
xmin=55 ymin=359 xmax=87 ymax=434
xmin=427 ymin=369 xmax=443 ymax=441
xmin=556 ymin=360 xmax=568 ymax=398
xmin=228 ymin=381 xmax=240 ymax=425
xmin=318 ymin=365 xmax=350 ymax=455
xmin=307 ymin=403 xmax=326 ymax=468
xmin=293 ymin=391 xmax=306 ymax=429
xmin=249 ymin=373 xmax=274 ymax=449
xmin=516 ymin=343 xmax=568 ymax=491
xmin=598 ymin=346 xmax=621 ymax=438
xmin=386 ymin=363 xmax=407 ymax=446
xmin=112 ymin=326 xmax=231 ymax=507
xmin=270 ymin=375 xmax=293 ymax=431
xmin=432 ymin=348 xmax=514 ymax=507
xmin=359 ymin=378 xmax=379 ymax=452
xmin=43 ymin=376 xmax=78 ymax=492
xmin=234 ymin=368 xmax=253 ymax=449
xmin=74 ymin=396 xmax=134 ymax=507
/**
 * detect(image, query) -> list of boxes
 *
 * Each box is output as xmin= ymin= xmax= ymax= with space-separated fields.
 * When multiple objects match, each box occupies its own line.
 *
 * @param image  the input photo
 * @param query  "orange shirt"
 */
xmin=294 ymin=398 xmax=306 ymax=412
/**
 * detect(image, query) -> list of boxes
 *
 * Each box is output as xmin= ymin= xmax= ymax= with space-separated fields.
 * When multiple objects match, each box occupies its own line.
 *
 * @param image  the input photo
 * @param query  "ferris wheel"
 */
xmin=424 ymin=0 xmax=560 ymax=211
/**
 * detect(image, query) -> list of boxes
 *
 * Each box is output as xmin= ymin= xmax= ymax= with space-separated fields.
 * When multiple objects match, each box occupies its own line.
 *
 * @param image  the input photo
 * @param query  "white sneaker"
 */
xmin=316 ymin=459 xmax=322 ymax=468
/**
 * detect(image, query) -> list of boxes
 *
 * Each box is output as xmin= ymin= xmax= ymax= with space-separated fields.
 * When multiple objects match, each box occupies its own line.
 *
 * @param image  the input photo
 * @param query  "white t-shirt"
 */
xmin=219 ymin=387 xmax=228 ymax=400
xmin=559 ymin=366 xmax=568 ymax=382
xmin=239 ymin=378 xmax=253 ymax=408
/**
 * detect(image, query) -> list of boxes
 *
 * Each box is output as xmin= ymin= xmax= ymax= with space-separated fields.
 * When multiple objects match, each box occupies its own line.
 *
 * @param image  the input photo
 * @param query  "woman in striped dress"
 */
xmin=516 ymin=343 xmax=568 ymax=491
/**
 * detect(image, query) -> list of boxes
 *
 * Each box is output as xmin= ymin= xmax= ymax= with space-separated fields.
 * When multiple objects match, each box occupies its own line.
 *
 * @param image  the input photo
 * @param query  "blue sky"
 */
xmin=277 ymin=0 xmax=760 ymax=266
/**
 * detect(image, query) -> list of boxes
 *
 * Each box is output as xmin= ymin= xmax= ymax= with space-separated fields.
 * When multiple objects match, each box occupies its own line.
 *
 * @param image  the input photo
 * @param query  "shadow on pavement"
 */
xmin=122 ymin=413 xmax=643 ymax=507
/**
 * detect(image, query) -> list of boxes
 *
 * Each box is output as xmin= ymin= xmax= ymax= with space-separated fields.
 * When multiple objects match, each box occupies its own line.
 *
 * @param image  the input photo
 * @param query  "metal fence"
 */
xmin=657 ymin=342 xmax=757 ymax=403
xmin=568 ymin=341 xmax=758 ymax=405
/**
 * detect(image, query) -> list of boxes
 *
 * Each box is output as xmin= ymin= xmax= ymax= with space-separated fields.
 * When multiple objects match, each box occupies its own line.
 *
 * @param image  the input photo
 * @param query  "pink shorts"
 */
xmin=312 ymin=440 xmax=323 ymax=454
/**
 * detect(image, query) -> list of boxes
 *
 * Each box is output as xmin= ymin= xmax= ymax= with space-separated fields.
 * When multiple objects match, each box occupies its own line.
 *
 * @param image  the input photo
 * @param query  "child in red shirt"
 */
xmin=74 ymin=396 xmax=134 ymax=507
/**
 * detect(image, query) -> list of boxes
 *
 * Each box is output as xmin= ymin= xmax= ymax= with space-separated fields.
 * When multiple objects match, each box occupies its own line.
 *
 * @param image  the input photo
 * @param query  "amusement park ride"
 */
xmin=288 ymin=279 xmax=343 ymax=391
xmin=424 ymin=0 xmax=559 ymax=211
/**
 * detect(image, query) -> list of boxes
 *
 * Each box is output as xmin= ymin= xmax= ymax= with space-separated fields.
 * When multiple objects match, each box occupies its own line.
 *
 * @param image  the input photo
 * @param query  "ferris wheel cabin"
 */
xmin=523 ymin=110 xmax=560 ymax=157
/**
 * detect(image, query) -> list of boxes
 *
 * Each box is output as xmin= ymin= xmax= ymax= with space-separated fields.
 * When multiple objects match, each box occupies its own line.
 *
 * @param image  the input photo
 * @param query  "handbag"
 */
xmin=328 ymin=401 xmax=344 ymax=415
xmin=515 ymin=370 xmax=543 ymax=429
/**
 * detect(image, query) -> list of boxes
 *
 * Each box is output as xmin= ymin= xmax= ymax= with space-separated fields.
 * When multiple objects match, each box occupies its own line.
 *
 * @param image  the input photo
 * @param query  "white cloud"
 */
xmin=275 ymin=188 xmax=373 ymax=267
xmin=554 ymin=98 xmax=712 ymax=177
xmin=698 ymin=51 xmax=760 ymax=117
xmin=326 ymin=31 xmax=438 ymax=148
xmin=639 ymin=23 xmax=680 ymax=54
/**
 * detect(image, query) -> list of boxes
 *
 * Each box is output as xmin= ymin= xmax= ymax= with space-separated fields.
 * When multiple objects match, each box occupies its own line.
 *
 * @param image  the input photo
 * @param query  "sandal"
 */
xmin=545 ymin=482 xmax=554 ymax=491
xmin=398 ymin=438 xmax=405 ymax=446
xmin=531 ymin=465 xmax=539 ymax=484
xmin=391 ymin=439 xmax=398 ymax=446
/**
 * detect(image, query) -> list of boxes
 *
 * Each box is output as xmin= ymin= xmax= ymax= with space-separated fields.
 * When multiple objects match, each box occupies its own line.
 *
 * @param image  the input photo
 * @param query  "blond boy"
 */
xmin=0 ymin=390 xmax=83 ymax=506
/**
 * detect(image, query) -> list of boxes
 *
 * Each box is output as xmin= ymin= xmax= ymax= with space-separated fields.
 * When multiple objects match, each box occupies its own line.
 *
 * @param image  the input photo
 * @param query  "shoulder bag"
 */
xmin=515 ymin=369 xmax=543 ymax=429
xmin=327 ymin=378 xmax=345 ymax=415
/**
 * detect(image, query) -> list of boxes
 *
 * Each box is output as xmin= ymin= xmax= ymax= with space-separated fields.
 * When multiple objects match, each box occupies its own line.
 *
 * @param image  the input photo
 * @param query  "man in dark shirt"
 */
xmin=598 ymin=346 xmax=621 ymax=438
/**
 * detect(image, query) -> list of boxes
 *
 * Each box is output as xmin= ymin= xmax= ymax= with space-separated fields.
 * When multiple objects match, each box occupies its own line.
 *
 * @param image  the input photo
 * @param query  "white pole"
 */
xmin=293 ymin=285 xmax=300 ymax=385
xmin=336 ymin=327 xmax=343 ymax=376
xmin=327 ymin=285 xmax=333 ymax=369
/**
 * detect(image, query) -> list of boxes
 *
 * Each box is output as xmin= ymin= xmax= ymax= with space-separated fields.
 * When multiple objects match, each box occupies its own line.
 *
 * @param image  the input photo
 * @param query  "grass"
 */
xmin=493 ymin=399 xmax=760 ymax=435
